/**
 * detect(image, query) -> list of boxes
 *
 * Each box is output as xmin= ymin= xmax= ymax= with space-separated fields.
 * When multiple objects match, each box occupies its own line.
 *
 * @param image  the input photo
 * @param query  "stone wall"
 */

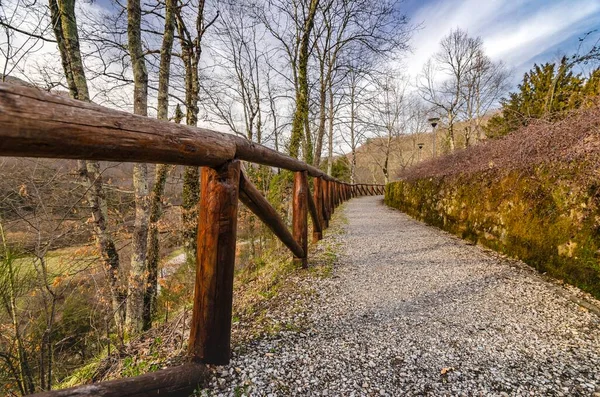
xmin=385 ymin=163 xmax=600 ymax=298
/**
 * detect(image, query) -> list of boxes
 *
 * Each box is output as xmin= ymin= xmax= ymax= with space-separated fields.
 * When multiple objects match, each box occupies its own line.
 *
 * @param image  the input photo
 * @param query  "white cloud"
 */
xmin=404 ymin=0 xmax=600 ymax=79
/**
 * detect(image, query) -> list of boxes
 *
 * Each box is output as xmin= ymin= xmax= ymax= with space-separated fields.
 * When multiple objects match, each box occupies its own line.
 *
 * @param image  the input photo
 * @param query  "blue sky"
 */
xmin=401 ymin=0 xmax=600 ymax=84
xmin=86 ymin=0 xmax=600 ymax=87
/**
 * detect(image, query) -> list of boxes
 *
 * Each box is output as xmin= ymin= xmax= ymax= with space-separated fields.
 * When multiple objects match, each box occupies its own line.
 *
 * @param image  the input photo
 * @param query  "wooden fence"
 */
xmin=0 ymin=83 xmax=384 ymax=396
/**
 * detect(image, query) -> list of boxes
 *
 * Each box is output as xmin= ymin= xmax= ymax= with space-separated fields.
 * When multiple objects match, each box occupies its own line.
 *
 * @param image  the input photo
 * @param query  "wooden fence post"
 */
xmin=293 ymin=171 xmax=308 ymax=268
xmin=322 ymin=179 xmax=330 ymax=228
xmin=329 ymin=180 xmax=335 ymax=214
xmin=313 ymin=178 xmax=324 ymax=242
xmin=188 ymin=160 xmax=240 ymax=365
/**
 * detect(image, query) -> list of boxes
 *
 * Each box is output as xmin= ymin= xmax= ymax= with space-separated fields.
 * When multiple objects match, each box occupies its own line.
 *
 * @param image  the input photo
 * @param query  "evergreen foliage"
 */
xmin=486 ymin=57 xmax=600 ymax=138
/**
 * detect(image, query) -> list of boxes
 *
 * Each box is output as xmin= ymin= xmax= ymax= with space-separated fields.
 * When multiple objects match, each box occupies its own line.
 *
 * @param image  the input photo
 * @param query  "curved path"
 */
xmin=210 ymin=196 xmax=600 ymax=396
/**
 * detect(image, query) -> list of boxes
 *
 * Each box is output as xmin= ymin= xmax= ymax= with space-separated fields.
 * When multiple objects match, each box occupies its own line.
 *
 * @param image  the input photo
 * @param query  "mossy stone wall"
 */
xmin=385 ymin=165 xmax=600 ymax=298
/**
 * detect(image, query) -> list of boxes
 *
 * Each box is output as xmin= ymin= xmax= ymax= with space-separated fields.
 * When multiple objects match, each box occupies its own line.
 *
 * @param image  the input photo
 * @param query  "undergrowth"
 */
xmin=56 ymin=206 xmax=345 ymax=390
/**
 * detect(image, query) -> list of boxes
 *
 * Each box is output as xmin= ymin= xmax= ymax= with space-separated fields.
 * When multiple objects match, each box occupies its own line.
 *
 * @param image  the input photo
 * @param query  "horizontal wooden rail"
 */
xmin=31 ymin=363 xmax=208 ymax=397
xmin=239 ymin=172 xmax=304 ymax=258
xmin=0 ymin=84 xmax=333 ymax=180
xmin=4 ymin=83 xmax=386 ymax=397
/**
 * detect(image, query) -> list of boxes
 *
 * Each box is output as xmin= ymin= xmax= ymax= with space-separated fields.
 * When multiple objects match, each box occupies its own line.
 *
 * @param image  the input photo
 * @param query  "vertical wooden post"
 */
xmin=313 ymin=177 xmax=323 ymax=242
xmin=329 ymin=180 xmax=335 ymax=214
xmin=188 ymin=160 xmax=240 ymax=365
xmin=293 ymin=171 xmax=308 ymax=268
xmin=322 ymin=179 xmax=330 ymax=228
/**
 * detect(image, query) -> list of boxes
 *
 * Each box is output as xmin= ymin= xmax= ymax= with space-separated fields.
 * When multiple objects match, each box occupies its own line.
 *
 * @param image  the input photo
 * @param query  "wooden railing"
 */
xmin=0 ymin=83 xmax=384 ymax=396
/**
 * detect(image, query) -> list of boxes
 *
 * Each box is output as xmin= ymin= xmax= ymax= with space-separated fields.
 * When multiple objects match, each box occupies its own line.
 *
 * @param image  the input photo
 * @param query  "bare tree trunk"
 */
xmin=382 ymin=135 xmax=392 ymax=184
xmin=49 ymin=0 xmax=124 ymax=333
xmin=315 ymin=67 xmax=327 ymax=167
xmin=350 ymin=81 xmax=356 ymax=183
xmin=448 ymin=110 xmax=456 ymax=152
xmin=143 ymin=0 xmax=176 ymax=331
xmin=175 ymin=0 xmax=214 ymax=264
xmin=327 ymin=83 xmax=334 ymax=175
xmin=289 ymin=0 xmax=320 ymax=163
xmin=181 ymin=69 xmax=200 ymax=265
xmin=125 ymin=0 xmax=150 ymax=335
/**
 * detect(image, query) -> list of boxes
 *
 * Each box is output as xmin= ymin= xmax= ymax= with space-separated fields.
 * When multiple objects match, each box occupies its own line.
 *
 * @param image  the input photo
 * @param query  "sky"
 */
xmin=401 ymin=0 xmax=600 ymax=84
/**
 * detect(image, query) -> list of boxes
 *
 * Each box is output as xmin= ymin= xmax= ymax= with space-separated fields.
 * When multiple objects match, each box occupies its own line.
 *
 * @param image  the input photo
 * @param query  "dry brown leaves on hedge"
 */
xmin=398 ymin=100 xmax=600 ymax=181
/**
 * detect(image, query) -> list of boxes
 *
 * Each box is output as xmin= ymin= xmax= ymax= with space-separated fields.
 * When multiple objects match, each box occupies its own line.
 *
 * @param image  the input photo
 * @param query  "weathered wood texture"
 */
xmin=0 ymin=84 xmax=336 ymax=180
xmin=321 ymin=179 xmax=330 ymax=228
xmin=188 ymin=161 xmax=240 ymax=365
xmin=239 ymin=172 xmax=304 ymax=258
xmin=3 ymin=83 xmax=387 ymax=395
xmin=307 ymin=183 xmax=322 ymax=243
xmin=233 ymin=138 xmax=326 ymax=179
xmin=0 ymin=84 xmax=235 ymax=167
xmin=292 ymin=171 xmax=308 ymax=268
xmin=29 ymin=363 xmax=208 ymax=397
xmin=329 ymin=181 xmax=335 ymax=215
xmin=312 ymin=178 xmax=324 ymax=242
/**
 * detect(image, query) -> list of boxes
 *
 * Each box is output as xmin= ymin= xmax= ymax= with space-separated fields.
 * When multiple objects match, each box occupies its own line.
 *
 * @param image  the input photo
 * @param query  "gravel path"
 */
xmin=209 ymin=196 xmax=600 ymax=396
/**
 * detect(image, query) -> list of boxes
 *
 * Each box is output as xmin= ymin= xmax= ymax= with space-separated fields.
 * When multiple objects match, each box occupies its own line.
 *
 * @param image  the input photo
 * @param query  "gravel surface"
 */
xmin=206 ymin=196 xmax=600 ymax=396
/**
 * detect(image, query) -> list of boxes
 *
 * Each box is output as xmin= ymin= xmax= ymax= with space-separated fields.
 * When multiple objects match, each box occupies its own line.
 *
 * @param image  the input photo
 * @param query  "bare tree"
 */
xmin=175 ymin=0 xmax=218 ymax=263
xmin=312 ymin=0 xmax=411 ymax=168
xmin=339 ymin=63 xmax=369 ymax=183
xmin=364 ymin=71 xmax=408 ymax=183
xmin=203 ymin=1 xmax=268 ymax=143
xmin=49 ymin=0 xmax=124 ymax=335
xmin=257 ymin=0 xmax=320 ymax=162
xmin=124 ymin=0 xmax=151 ymax=335
xmin=144 ymin=0 xmax=177 ymax=331
xmin=418 ymin=28 xmax=482 ymax=152
xmin=462 ymin=49 xmax=510 ymax=145
xmin=0 ymin=0 xmax=54 ymax=83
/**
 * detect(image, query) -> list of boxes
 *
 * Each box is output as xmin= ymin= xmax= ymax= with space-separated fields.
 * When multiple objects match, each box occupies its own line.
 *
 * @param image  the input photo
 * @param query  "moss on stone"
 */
xmin=385 ymin=164 xmax=600 ymax=298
